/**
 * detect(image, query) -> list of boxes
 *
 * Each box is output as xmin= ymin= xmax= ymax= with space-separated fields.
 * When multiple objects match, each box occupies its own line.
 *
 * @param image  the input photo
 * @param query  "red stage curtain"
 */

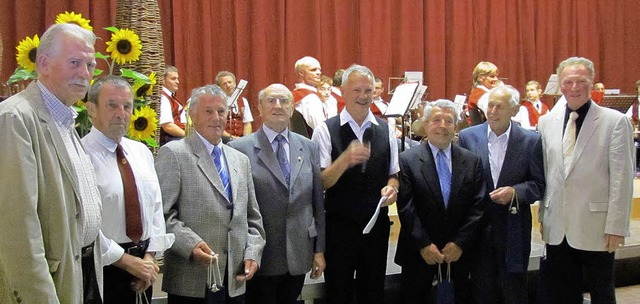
xmin=2 ymin=0 xmax=640 ymax=126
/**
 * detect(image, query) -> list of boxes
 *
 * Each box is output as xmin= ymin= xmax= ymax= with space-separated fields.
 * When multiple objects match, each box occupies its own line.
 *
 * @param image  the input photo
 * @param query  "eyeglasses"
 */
xmin=265 ymin=97 xmax=292 ymax=105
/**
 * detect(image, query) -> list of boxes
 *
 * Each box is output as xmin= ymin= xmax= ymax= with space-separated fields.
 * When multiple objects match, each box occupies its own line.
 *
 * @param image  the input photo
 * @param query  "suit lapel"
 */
xmin=256 ymin=129 xmax=289 ymax=188
xmin=223 ymin=143 xmax=240 ymax=203
xmin=497 ymin=124 xmax=524 ymax=187
xmin=288 ymin=132 xmax=304 ymax=188
xmin=450 ymin=145 xmax=467 ymax=207
xmin=475 ymin=124 xmax=493 ymax=191
xmin=419 ymin=144 xmax=446 ymax=209
xmin=188 ymin=136 xmax=229 ymax=204
xmin=567 ymin=104 xmax=599 ymax=176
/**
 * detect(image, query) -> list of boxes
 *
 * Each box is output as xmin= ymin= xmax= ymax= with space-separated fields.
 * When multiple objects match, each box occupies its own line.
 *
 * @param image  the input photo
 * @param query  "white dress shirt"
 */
xmin=294 ymin=83 xmax=336 ymax=129
xmin=82 ymin=127 xmax=174 ymax=265
xmin=312 ymin=109 xmax=400 ymax=175
xmin=159 ymin=86 xmax=187 ymax=126
xmin=487 ymin=123 xmax=511 ymax=188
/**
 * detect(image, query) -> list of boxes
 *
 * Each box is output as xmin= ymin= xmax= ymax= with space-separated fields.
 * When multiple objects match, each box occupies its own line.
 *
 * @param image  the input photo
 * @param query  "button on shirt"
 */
xmin=39 ymin=81 xmax=101 ymax=247
xmin=82 ymin=127 xmax=174 ymax=265
xmin=487 ymin=123 xmax=511 ymax=188
xmin=312 ymin=109 xmax=400 ymax=175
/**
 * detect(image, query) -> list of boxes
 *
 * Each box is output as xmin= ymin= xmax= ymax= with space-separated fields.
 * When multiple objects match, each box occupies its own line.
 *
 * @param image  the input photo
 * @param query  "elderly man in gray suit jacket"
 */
xmin=538 ymin=57 xmax=634 ymax=303
xmin=156 ymin=84 xmax=266 ymax=304
xmin=230 ymin=84 xmax=326 ymax=304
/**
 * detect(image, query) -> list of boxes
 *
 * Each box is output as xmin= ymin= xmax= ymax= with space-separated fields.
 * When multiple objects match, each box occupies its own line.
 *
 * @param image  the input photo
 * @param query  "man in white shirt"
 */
xmin=83 ymin=76 xmax=173 ymax=303
xmin=215 ymin=71 xmax=254 ymax=138
xmin=292 ymin=56 xmax=325 ymax=131
xmin=159 ymin=65 xmax=187 ymax=145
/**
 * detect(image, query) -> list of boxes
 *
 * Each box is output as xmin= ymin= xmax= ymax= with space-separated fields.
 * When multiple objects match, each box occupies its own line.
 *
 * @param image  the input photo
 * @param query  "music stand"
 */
xmin=599 ymin=95 xmax=636 ymax=113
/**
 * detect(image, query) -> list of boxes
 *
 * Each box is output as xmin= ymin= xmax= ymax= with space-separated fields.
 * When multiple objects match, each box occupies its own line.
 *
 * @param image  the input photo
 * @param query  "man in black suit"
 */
xmin=458 ymin=85 xmax=545 ymax=303
xmin=395 ymin=99 xmax=486 ymax=303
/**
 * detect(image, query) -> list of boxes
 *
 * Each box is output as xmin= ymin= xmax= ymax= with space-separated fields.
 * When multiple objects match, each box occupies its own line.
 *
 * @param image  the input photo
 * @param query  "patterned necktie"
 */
xmin=562 ymin=111 xmax=579 ymax=176
xmin=275 ymin=134 xmax=290 ymax=185
xmin=436 ymin=149 xmax=451 ymax=208
xmin=116 ymin=145 xmax=142 ymax=243
xmin=213 ymin=146 xmax=233 ymax=203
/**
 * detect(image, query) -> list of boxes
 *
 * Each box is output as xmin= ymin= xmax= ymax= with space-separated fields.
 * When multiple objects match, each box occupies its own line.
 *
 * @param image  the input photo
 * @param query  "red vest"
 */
xmin=225 ymin=101 xmax=245 ymax=137
xmin=521 ymin=100 xmax=549 ymax=127
xmin=332 ymin=92 xmax=346 ymax=113
xmin=161 ymin=91 xmax=186 ymax=129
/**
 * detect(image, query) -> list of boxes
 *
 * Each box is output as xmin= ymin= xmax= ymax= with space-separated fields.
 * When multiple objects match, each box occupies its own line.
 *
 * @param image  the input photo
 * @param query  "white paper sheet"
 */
xmin=363 ymin=196 xmax=389 ymax=234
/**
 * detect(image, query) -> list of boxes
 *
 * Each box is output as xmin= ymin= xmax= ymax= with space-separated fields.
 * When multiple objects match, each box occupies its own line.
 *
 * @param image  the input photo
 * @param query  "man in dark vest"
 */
xmin=311 ymin=64 xmax=399 ymax=304
xmin=159 ymin=65 xmax=186 ymax=145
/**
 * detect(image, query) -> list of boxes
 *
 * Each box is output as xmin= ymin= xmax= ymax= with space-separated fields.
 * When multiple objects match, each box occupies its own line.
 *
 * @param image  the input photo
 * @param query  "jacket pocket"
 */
xmin=589 ymin=202 xmax=609 ymax=212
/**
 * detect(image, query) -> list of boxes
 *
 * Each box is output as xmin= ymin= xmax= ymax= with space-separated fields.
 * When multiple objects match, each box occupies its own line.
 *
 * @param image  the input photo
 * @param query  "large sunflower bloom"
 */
xmin=132 ymin=71 xmax=157 ymax=98
xmin=106 ymin=29 xmax=142 ymax=65
xmin=16 ymin=35 xmax=39 ymax=71
xmin=55 ymin=11 xmax=93 ymax=31
xmin=128 ymin=106 xmax=158 ymax=141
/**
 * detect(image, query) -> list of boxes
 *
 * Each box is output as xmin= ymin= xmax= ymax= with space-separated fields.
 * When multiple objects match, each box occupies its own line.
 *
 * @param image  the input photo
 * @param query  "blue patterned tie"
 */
xmin=213 ymin=146 xmax=232 ymax=203
xmin=276 ymin=134 xmax=290 ymax=185
xmin=436 ymin=150 xmax=451 ymax=208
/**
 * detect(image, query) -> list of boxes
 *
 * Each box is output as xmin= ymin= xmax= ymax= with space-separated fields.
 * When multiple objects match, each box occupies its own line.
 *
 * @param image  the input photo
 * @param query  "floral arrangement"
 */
xmin=9 ymin=11 xmax=159 ymax=147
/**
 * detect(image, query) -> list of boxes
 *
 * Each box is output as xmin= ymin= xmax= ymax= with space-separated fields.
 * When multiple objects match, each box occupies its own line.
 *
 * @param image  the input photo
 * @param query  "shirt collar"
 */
xmin=487 ymin=121 xmax=512 ymax=141
xmin=339 ymin=108 xmax=379 ymax=127
xmin=195 ymin=131 xmax=223 ymax=155
xmin=37 ymin=81 xmax=78 ymax=128
xmin=295 ymin=83 xmax=318 ymax=92
xmin=427 ymin=141 xmax=452 ymax=157
xmin=89 ymin=126 xmax=119 ymax=153
xmin=262 ymin=125 xmax=289 ymax=144
xmin=162 ymin=86 xmax=174 ymax=96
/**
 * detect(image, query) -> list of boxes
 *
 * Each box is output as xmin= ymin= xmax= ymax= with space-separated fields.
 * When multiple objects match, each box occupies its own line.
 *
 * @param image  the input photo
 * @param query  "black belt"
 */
xmin=82 ymin=243 xmax=94 ymax=258
xmin=120 ymin=239 xmax=150 ymax=257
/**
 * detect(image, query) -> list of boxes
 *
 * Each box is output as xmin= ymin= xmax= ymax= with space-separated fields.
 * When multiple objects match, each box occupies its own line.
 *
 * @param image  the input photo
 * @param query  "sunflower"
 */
xmin=128 ymin=106 xmax=158 ymax=141
xmin=55 ymin=11 xmax=93 ymax=31
xmin=106 ymin=29 xmax=142 ymax=65
xmin=16 ymin=35 xmax=39 ymax=71
xmin=132 ymin=71 xmax=157 ymax=98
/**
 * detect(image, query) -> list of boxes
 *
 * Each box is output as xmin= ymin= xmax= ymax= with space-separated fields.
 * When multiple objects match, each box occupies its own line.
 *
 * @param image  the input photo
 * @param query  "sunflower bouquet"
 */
xmin=8 ymin=11 xmax=159 ymax=147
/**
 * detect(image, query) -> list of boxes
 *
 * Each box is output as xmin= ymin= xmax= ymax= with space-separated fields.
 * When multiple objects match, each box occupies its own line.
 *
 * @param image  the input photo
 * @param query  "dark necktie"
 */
xmin=213 ymin=146 xmax=233 ymax=203
xmin=275 ymin=134 xmax=290 ymax=185
xmin=436 ymin=149 xmax=451 ymax=208
xmin=116 ymin=145 xmax=142 ymax=243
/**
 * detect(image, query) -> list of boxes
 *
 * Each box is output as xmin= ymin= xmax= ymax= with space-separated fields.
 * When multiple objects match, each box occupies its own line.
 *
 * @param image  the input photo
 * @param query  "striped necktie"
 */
xmin=212 ymin=146 xmax=233 ymax=203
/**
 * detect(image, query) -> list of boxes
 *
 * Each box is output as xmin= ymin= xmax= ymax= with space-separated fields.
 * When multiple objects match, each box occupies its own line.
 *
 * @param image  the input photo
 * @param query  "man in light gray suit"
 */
xmin=156 ymin=84 xmax=266 ymax=304
xmin=229 ymin=84 xmax=325 ymax=304
xmin=538 ymin=57 xmax=634 ymax=303
xmin=0 ymin=23 xmax=103 ymax=304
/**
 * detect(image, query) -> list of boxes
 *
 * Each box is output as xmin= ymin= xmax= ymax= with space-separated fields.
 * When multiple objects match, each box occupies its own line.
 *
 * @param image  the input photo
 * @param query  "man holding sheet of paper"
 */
xmin=395 ymin=99 xmax=485 ymax=303
xmin=311 ymin=64 xmax=399 ymax=304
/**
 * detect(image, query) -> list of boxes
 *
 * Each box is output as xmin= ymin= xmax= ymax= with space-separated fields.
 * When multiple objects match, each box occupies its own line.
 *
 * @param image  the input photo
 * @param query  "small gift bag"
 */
xmin=431 ymin=263 xmax=455 ymax=304
xmin=205 ymin=256 xmax=226 ymax=304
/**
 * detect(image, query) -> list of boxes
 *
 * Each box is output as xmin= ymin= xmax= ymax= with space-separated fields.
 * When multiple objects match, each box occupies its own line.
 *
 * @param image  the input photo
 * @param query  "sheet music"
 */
xmin=407 ymin=85 xmax=428 ymax=110
xmin=453 ymin=95 xmax=467 ymax=116
xmin=385 ymin=82 xmax=419 ymax=117
xmin=543 ymin=74 xmax=559 ymax=95
xmin=363 ymin=196 xmax=389 ymax=234
xmin=228 ymin=79 xmax=248 ymax=107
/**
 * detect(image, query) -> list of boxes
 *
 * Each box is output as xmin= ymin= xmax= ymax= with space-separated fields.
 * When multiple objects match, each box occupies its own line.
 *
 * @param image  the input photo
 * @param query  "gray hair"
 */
xmin=294 ymin=56 xmax=320 ymax=74
xmin=488 ymin=85 xmax=520 ymax=108
xmin=87 ymin=75 xmax=132 ymax=104
xmin=164 ymin=65 xmax=178 ymax=78
xmin=188 ymin=84 xmax=228 ymax=114
xmin=341 ymin=64 xmax=375 ymax=87
xmin=37 ymin=23 xmax=96 ymax=66
xmin=556 ymin=57 xmax=595 ymax=81
xmin=424 ymin=99 xmax=458 ymax=124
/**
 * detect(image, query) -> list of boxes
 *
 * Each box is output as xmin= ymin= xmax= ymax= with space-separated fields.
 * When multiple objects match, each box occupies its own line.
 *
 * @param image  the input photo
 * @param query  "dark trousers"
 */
xmin=472 ymin=227 xmax=529 ymax=304
xmin=168 ymin=293 xmax=245 ymax=304
xmin=245 ymin=273 xmax=305 ymax=304
xmin=103 ymin=241 xmax=152 ymax=304
xmin=400 ymin=256 xmax=473 ymax=304
xmin=324 ymin=215 xmax=390 ymax=304
xmin=82 ymin=243 xmax=102 ymax=304
xmin=546 ymin=239 xmax=616 ymax=304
